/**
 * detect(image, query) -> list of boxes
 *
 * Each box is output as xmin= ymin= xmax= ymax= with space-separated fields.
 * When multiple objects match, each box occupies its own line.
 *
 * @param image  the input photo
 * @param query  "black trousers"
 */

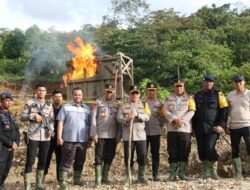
xmin=24 ymin=139 xmax=50 ymax=173
xmin=0 ymin=146 xmax=13 ymax=185
xmin=44 ymin=137 xmax=62 ymax=181
xmin=195 ymin=132 xmax=219 ymax=162
xmin=167 ymin=132 xmax=191 ymax=163
xmin=95 ymin=138 xmax=116 ymax=165
xmin=147 ymin=135 xmax=160 ymax=166
xmin=123 ymin=140 xmax=147 ymax=167
xmin=230 ymin=127 xmax=250 ymax=158
xmin=60 ymin=142 xmax=88 ymax=172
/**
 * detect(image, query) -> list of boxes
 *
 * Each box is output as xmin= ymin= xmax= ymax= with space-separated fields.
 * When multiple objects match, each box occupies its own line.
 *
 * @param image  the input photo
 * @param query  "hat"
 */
xmin=233 ymin=75 xmax=245 ymax=82
xmin=146 ymin=82 xmax=157 ymax=89
xmin=105 ymin=84 xmax=114 ymax=92
xmin=0 ymin=92 xmax=13 ymax=101
xmin=129 ymin=85 xmax=140 ymax=93
xmin=174 ymin=79 xmax=185 ymax=86
xmin=204 ymin=75 xmax=214 ymax=82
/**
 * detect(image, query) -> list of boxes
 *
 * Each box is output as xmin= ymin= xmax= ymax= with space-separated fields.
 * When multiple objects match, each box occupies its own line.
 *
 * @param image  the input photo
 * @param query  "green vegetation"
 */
xmin=1 ymin=2 xmax=250 ymax=96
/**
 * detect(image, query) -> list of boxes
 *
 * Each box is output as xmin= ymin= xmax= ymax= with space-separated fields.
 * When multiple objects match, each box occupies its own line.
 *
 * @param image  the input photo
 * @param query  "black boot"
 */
xmin=152 ymin=162 xmax=160 ymax=181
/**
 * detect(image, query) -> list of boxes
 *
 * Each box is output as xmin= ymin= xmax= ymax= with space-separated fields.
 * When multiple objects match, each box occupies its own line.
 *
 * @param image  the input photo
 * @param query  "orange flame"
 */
xmin=63 ymin=36 xmax=97 ymax=86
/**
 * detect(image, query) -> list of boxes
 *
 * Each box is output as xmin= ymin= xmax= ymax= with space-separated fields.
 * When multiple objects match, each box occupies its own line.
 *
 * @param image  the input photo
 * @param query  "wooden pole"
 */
xmin=128 ymin=118 xmax=134 ymax=187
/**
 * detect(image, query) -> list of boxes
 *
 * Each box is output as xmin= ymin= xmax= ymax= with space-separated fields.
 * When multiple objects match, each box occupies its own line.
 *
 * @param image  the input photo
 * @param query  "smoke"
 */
xmin=19 ymin=25 xmax=104 ymax=96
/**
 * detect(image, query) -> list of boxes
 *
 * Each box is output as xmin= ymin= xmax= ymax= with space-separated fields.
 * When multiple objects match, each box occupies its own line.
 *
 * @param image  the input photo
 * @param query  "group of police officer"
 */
xmin=0 ymin=73 xmax=250 ymax=190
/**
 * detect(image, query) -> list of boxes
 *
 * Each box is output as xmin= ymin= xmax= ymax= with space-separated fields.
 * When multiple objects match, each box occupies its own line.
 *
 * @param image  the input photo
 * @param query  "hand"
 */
xmin=92 ymin=135 xmax=98 ymax=144
xmin=131 ymin=109 xmax=138 ymax=118
xmin=173 ymin=118 xmax=184 ymax=128
xmin=191 ymin=130 xmax=195 ymax=137
xmin=162 ymin=126 xmax=167 ymax=134
xmin=225 ymin=127 xmax=230 ymax=135
xmin=34 ymin=113 xmax=42 ymax=123
xmin=57 ymin=137 xmax=64 ymax=146
xmin=125 ymin=114 xmax=134 ymax=122
xmin=213 ymin=126 xmax=223 ymax=134
xmin=12 ymin=142 xmax=18 ymax=151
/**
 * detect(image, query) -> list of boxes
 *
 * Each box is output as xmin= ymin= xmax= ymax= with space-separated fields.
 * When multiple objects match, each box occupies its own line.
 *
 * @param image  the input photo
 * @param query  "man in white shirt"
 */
xmin=227 ymin=75 xmax=250 ymax=179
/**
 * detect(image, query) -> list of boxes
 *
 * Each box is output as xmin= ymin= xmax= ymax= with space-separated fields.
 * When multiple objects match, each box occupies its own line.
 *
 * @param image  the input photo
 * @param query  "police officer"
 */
xmin=143 ymin=82 xmax=164 ymax=181
xmin=192 ymin=75 xmax=228 ymax=180
xmin=164 ymin=80 xmax=195 ymax=181
xmin=57 ymin=87 xmax=91 ymax=190
xmin=117 ymin=85 xmax=151 ymax=185
xmin=43 ymin=90 xmax=63 ymax=183
xmin=21 ymin=84 xmax=54 ymax=190
xmin=90 ymin=84 xmax=119 ymax=186
xmin=0 ymin=93 xmax=20 ymax=190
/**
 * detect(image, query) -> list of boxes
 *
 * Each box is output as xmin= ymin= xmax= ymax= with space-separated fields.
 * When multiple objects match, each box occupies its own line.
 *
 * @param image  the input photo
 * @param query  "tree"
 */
xmin=2 ymin=28 xmax=26 ymax=60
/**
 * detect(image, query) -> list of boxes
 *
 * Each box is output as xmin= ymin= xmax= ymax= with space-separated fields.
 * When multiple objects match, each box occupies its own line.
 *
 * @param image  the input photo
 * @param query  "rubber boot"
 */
xmin=232 ymin=158 xmax=242 ymax=179
xmin=178 ymin=162 xmax=189 ymax=180
xmin=102 ymin=164 xmax=111 ymax=184
xmin=152 ymin=162 xmax=160 ymax=181
xmin=95 ymin=165 xmax=102 ymax=187
xmin=125 ymin=167 xmax=132 ymax=186
xmin=202 ymin=160 xmax=211 ymax=179
xmin=138 ymin=165 xmax=148 ymax=184
xmin=73 ymin=170 xmax=83 ymax=186
xmin=209 ymin=161 xmax=220 ymax=180
xmin=36 ymin=170 xmax=46 ymax=190
xmin=167 ymin=163 xmax=178 ymax=181
xmin=24 ymin=173 xmax=31 ymax=190
xmin=59 ymin=171 xmax=67 ymax=190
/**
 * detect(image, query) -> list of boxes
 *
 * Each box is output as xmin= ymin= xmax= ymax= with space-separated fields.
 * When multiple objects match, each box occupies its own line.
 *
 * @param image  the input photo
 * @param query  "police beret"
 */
xmin=105 ymin=84 xmax=114 ymax=92
xmin=204 ymin=75 xmax=214 ymax=82
xmin=233 ymin=75 xmax=245 ymax=82
xmin=129 ymin=85 xmax=140 ymax=93
xmin=146 ymin=82 xmax=157 ymax=89
xmin=0 ymin=92 xmax=13 ymax=101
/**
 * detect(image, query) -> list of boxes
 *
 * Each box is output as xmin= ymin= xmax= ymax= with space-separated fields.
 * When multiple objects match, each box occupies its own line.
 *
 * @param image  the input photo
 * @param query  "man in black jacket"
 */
xmin=0 ymin=92 xmax=20 ymax=190
xmin=192 ymin=75 xmax=228 ymax=180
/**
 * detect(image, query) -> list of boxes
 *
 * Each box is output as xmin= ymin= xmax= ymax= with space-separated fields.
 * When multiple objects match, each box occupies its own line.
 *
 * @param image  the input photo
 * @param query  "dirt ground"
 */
xmin=3 ymin=131 xmax=250 ymax=190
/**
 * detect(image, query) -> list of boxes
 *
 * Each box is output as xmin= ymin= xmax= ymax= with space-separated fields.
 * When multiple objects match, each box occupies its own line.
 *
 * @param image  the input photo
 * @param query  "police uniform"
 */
xmin=0 ymin=93 xmax=20 ymax=188
xmin=164 ymin=80 xmax=195 ymax=181
xmin=117 ymin=85 xmax=151 ymax=184
xmin=90 ymin=84 xmax=119 ymax=185
xmin=143 ymin=83 xmax=164 ymax=181
xmin=20 ymin=97 xmax=54 ymax=189
xmin=192 ymin=75 xmax=228 ymax=179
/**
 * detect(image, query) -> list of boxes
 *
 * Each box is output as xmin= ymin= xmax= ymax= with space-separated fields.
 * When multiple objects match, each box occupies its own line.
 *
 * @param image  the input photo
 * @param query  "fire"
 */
xmin=63 ymin=36 xmax=97 ymax=86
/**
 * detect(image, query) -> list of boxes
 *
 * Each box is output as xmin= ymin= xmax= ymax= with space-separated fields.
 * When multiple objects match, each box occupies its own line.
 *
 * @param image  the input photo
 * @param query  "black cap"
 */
xmin=129 ymin=85 xmax=140 ymax=93
xmin=105 ymin=84 xmax=114 ymax=92
xmin=146 ymin=82 xmax=157 ymax=89
xmin=0 ymin=92 xmax=13 ymax=101
xmin=204 ymin=74 xmax=214 ymax=82
xmin=233 ymin=75 xmax=245 ymax=82
xmin=174 ymin=79 xmax=185 ymax=86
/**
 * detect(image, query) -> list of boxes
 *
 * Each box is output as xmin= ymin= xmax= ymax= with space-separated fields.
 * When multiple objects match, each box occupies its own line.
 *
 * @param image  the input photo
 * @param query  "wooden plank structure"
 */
xmin=66 ymin=52 xmax=134 ymax=100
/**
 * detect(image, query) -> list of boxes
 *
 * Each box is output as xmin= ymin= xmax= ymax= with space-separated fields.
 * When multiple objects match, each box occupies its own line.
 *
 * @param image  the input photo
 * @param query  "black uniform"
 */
xmin=44 ymin=105 xmax=62 ymax=181
xmin=0 ymin=108 xmax=20 ymax=186
xmin=192 ymin=90 xmax=228 ymax=161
